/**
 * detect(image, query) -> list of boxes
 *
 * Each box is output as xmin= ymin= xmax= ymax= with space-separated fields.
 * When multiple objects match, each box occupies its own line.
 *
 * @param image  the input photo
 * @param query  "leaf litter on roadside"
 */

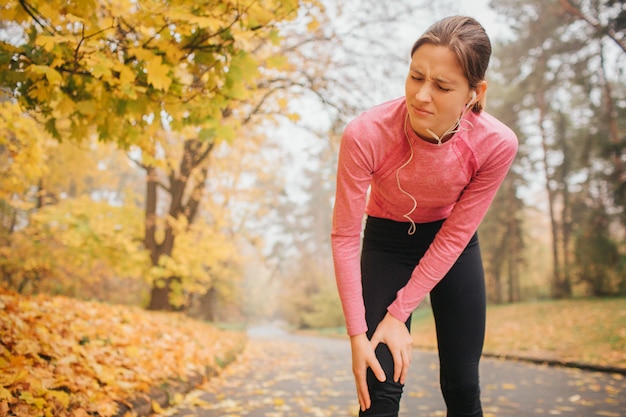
xmin=0 ymin=290 xmax=245 ymax=417
xmin=159 ymin=337 xmax=359 ymax=417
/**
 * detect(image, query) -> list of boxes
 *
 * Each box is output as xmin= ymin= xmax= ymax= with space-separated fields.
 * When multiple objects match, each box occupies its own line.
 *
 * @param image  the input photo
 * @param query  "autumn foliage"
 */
xmin=0 ymin=0 xmax=306 ymax=144
xmin=0 ymin=0 xmax=322 ymax=311
xmin=0 ymin=289 xmax=246 ymax=416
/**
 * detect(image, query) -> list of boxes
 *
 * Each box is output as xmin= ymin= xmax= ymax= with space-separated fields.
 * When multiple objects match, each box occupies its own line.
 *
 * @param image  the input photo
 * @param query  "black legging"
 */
xmin=360 ymin=216 xmax=486 ymax=417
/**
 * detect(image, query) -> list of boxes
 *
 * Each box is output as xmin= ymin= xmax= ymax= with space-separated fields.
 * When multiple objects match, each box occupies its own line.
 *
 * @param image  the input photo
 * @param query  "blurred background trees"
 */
xmin=0 ymin=0 xmax=624 ymax=328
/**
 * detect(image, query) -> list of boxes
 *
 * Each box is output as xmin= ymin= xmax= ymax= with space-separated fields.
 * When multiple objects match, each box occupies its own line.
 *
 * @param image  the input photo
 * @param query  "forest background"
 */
xmin=1 ymin=0 xmax=625 ymax=331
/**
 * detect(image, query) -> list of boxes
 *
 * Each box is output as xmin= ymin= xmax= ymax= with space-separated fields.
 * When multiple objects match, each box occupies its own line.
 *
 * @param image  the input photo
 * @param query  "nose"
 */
xmin=414 ymin=84 xmax=433 ymax=103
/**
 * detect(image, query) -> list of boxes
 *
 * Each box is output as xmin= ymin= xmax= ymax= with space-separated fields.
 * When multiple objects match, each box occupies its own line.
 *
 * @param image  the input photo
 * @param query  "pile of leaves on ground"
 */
xmin=0 ymin=289 xmax=246 ymax=417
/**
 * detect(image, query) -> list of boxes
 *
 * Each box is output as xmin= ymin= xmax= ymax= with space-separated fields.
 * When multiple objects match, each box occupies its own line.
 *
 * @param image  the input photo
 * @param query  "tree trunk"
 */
xmin=506 ymin=195 xmax=520 ymax=302
xmin=557 ymin=113 xmax=572 ymax=297
xmin=148 ymin=281 xmax=172 ymax=311
xmin=145 ymin=139 xmax=214 ymax=311
xmin=537 ymin=92 xmax=566 ymax=299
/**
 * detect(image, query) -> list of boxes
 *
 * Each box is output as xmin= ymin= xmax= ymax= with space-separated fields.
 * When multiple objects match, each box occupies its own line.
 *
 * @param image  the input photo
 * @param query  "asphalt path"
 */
xmin=167 ymin=325 xmax=626 ymax=417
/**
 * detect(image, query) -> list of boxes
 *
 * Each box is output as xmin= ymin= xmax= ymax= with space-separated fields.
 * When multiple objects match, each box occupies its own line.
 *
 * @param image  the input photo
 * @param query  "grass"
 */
xmin=410 ymin=297 xmax=626 ymax=369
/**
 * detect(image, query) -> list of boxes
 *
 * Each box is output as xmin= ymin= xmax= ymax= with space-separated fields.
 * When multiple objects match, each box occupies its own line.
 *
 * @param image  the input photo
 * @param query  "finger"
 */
xmin=368 ymin=335 xmax=387 ymax=382
xmin=370 ymin=332 xmax=381 ymax=349
xmin=392 ymin=350 xmax=404 ymax=383
xmin=399 ymin=349 xmax=411 ymax=384
xmin=368 ymin=354 xmax=387 ymax=383
xmin=355 ymin=372 xmax=371 ymax=411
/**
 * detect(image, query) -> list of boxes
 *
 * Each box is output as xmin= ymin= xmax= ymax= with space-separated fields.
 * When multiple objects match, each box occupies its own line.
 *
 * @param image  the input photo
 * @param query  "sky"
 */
xmin=457 ymin=0 xmax=509 ymax=40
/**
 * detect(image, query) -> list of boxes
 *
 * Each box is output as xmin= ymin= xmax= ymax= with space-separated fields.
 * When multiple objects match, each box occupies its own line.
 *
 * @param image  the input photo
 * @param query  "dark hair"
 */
xmin=411 ymin=16 xmax=491 ymax=112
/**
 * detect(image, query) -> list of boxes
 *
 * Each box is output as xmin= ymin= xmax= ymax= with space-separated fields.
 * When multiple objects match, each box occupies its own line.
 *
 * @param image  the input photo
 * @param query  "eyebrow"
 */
xmin=410 ymin=68 xmax=457 ymax=85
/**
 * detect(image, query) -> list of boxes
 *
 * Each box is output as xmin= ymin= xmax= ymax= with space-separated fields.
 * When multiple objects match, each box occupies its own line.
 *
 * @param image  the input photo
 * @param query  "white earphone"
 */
xmin=427 ymin=90 xmax=477 ymax=145
xmin=466 ymin=90 xmax=477 ymax=108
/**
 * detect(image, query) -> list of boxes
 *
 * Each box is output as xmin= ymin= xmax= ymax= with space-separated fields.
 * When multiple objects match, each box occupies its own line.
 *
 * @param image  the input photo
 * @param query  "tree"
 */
xmin=0 ymin=0 xmax=320 ymax=310
xmin=558 ymin=0 xmax=626 ymax=52
xmin=491 ymin=0 xmax=626 ymax=297
xmin=0 ymin=0 xmax=306 ymax=144
xmin=478 ymin=53 xmax=527 ymax=303
xmin=0 ymin=129 xmax=149 ymax=302
xmin=0 ymin=101 xmax=49 ymax=239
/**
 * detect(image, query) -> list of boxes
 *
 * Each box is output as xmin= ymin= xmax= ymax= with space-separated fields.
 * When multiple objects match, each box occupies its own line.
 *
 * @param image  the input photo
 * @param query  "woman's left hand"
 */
xmin=370 ymin=312 xmax=413 ymax=384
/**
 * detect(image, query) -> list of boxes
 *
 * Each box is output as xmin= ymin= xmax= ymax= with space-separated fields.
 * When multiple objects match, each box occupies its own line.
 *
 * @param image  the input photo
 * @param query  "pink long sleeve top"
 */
xmin=331 ymin=97 xmax=518 ymax=336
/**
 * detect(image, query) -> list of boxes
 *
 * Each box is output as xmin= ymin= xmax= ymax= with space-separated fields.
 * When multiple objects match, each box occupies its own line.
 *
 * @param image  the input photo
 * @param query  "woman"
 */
xmin=331 ymin=16 xmax=518 ymax=417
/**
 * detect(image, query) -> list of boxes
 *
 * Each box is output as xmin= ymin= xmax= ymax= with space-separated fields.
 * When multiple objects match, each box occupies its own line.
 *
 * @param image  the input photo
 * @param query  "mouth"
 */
xmin=410 ymin=105 xmax=433 ymax=116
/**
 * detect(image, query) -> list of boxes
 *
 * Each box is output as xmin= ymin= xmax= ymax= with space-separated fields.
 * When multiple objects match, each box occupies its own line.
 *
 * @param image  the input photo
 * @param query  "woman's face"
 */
xmin=405 ymin=44 xmax=473 ymax=140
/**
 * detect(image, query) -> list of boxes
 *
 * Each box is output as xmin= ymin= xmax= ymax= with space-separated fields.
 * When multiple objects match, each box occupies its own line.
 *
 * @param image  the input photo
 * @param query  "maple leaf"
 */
xmin=146 ymin=56 xmax=172 ymax=92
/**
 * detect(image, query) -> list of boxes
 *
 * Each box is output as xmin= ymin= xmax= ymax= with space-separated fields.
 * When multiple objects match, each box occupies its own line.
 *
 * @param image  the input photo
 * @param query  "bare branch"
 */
xmin=559 ymin=0 xmax=626 ymax=53
xmin=18 ymin=0 xmax=54 ymax=35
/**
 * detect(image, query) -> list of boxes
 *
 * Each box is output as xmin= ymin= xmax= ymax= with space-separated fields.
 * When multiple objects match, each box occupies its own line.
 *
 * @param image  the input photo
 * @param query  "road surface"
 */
xmin=166 ymin=325 xmax=625 ymax=417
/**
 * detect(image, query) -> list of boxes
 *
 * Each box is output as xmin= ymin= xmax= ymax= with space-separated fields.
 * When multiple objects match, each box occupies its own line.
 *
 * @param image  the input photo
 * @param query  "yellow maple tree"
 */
xmin=1 ymin=0 xmax=323 ymax=310
xmin=0 ymin=0 xmax=313 ymax=145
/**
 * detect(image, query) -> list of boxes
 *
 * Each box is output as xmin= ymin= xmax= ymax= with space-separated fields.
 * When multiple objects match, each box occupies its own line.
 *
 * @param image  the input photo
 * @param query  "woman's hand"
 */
xmin=350 ymin=333 xmax=386 ymax=412
xmin=371 ymin=312 xmax=413 ymax=384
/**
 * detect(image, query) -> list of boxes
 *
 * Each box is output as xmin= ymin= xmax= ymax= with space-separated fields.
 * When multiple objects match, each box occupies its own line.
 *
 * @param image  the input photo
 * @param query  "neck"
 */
xmin=423 ymin=129 xmax=454 ymax=145
xmin=425 ymin=123 xmax=459 ymax=145
xmin=424 ymin=106 xmax=473 ymax=145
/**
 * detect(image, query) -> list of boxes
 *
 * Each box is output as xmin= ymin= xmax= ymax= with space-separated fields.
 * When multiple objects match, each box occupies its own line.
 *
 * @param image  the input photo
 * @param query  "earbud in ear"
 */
xmin=466 ymin=91 xmax=477 ymax=108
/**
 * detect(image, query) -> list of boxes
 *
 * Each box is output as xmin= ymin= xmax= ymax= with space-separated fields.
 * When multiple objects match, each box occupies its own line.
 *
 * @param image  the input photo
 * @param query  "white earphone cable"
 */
xmin=397 ymin=96 xmax=476 ymax=235
xmin=397 ymin=114 xmax=418 ymax=235
xmin=426 ymin=98 xmax=475 ymax=145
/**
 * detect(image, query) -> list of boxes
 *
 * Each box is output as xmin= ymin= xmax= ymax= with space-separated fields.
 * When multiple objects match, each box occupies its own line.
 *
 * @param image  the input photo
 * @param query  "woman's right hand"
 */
xmin=350 ymin=333 xmax=386 ymax=412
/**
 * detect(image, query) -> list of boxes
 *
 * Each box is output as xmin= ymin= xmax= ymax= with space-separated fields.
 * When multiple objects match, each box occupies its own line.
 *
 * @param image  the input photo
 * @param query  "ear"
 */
xmin=474 ymin=81 xmax=487 ymax=101
xmin=471 ymin=81 xmax=488 ymax=112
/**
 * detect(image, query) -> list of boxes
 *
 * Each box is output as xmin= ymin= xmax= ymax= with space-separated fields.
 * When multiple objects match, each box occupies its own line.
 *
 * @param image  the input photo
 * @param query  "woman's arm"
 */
xmin=387 ymin=132 xmax=518 ymax=322
xmin=332 ymin=121 xmax=389 ymax=412
xmin=330 ymin=122 xmax=375 ymax=336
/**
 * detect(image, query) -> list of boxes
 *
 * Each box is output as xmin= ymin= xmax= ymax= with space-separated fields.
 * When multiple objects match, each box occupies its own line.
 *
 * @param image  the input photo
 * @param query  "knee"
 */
xmin=361 ymin=372 xmax=404 ymax=417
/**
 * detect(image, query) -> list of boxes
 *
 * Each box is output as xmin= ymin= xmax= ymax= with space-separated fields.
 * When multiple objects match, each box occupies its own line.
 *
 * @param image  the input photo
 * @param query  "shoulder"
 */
xmin=467 ymin=111 xmax=518 ymax=155
xmin=340 ymin=97 xmax=407 ymax=169
xmin=344 ymin=97 xmax=406 ymax=141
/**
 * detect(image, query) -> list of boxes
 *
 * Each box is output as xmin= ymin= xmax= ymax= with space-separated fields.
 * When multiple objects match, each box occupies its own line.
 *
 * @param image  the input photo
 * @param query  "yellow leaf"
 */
xmin=76 ymin=100 xmax=97 ymax=116
xmin=151 ymin=399 xmax=165 ymax=413
xmin=146 ymin=56 xmax=171 ymax=92
xmin=114 ymin=62 xmax=136 ymax=85
xmin=169 ymin=10 xmax=222 ymax=31
xmin=246 ymin=3 xmax=274 ymax=27
xmin=35 ymin=34 xmax=75 ymax=51
xmin=19 ymin=391 xmax=46 ymax=409
xmin=0 ymin=387 xmax=11 ymax=401
xmin=125 ymin=346 xmax=140 ymax=358
xmin=27 ymin=65 xmax=62 ymax=85
xmin=0 ymin=5 xmax=29 ymax=22
xmin=35 ymin=35 xmax=58 ymax=52
xmin=88 ymin=53 xmax=113 ymax=79
xmin=55 ymin=94 xmax=76 ymax=116
xmin=307 ymin=17 xmax=320 ymax=32
xmin=171 ymin=392 xmax=184 ymax=405
xmin=0 ymin=369 xmax=28 ymax=386
xmin=46 ymin=390 xmax=70 ymax=408
xmin=266 ymin=55 xmax=289 ymax=70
